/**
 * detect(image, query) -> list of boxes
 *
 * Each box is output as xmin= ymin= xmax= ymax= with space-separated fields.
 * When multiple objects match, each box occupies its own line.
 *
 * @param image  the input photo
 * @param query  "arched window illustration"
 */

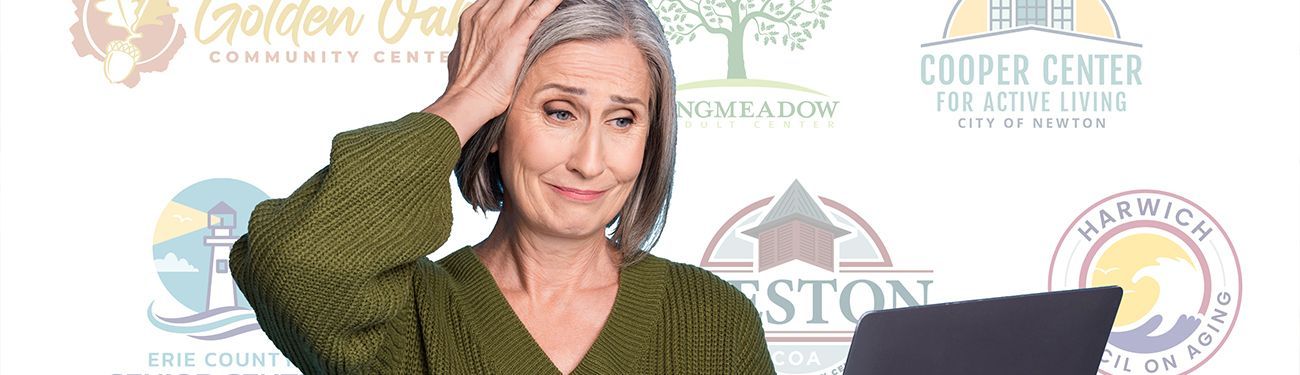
xmin=990 ymin=0 xmax=1013 ymax=30
xmin=988 ymin=0 xmax=1077 ymax=32
xmin=1052 ymin=0 xmax=1075 ymax=30
xmin=1016 ymin=0 xmax=1048 ymax=26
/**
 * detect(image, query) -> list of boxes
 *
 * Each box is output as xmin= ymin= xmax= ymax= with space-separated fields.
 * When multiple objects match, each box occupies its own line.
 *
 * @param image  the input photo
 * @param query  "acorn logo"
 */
xmin=70 ymin=0 xmax=186 ymax=87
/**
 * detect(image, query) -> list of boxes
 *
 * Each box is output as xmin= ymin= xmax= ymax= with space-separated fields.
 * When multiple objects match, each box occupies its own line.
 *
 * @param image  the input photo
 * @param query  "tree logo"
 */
xmin=651 ymin=0 xmax=832 ymax=92
xmin=69 ymin=0 xmax=187 ymax=87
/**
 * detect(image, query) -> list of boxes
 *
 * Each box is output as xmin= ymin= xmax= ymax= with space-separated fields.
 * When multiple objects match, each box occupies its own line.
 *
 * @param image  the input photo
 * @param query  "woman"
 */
xmin=229 ymin=0 xmax=775 ymax=373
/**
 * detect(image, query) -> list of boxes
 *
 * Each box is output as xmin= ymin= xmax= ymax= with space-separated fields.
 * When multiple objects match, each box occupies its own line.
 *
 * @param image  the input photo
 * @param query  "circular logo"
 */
xmin=69 ymin=0 xmax=186 ymax=87
xmin=1049 ymin=190 xmax=1241 ymax=374
xmin=148 ymin=178 xmax=268 ymax=340
xmin=700 ymin=180 xmax=934 ymax=375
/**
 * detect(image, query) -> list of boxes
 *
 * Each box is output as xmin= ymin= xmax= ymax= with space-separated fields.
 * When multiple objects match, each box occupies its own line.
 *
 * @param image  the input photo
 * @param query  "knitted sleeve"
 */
xmin=730 ymin=285 xmax=778 ymax=375
xmin=229 ymin=112 xmax=462 ymax=374
xmin=733 ymin=302 xmax=769 ymax=375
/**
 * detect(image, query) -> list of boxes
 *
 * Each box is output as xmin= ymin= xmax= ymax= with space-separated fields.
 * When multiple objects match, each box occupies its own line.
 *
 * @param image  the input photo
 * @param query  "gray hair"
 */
xmin=454 ymin=0 xmax=677 ymax=265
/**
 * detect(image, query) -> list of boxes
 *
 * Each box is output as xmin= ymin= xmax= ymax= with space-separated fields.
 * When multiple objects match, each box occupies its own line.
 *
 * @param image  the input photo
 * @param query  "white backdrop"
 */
xmin=2 ymin=0 xmax=1298 ymax=374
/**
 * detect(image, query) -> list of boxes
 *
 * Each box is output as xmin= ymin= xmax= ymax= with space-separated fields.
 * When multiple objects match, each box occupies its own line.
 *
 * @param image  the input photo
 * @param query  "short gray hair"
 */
xmin=454 ymin=0 xmax=677 ymax=265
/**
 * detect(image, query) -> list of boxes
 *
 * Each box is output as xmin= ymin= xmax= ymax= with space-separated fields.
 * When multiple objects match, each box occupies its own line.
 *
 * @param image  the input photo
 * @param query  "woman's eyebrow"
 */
xmin=610 ymin=95 xmax=644 ymax=106
xmin=539 ymin=83 xmax=585 ymax=96
xmin=540 ymin=82 xmax=645 ymax=107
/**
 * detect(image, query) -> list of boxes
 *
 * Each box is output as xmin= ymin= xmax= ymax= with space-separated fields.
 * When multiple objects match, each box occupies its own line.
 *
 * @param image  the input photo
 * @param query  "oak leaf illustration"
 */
xmin=93 ymin=0 xmax=177 ymax=37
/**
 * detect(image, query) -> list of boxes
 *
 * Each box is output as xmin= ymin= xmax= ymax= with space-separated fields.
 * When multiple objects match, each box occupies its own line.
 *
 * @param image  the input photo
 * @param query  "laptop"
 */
xmin=842 ymin=286 xmax=1122 ymax=375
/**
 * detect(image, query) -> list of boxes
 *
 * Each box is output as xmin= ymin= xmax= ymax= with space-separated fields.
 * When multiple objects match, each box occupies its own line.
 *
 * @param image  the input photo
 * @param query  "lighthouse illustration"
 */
xmin=204 ymin=202 xmax=240 ymax=311
xmin=742 ymin=180 xmax=850 ymax=272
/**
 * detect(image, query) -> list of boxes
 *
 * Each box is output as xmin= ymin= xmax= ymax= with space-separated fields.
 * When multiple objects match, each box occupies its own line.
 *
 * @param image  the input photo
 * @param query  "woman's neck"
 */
xmin=473 ymin=210 xmax=621 ymax=298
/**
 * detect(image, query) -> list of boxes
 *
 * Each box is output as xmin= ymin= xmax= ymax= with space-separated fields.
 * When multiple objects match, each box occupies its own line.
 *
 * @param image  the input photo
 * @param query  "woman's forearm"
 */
xmin=229 ymin=112 xmax=462 ymax=373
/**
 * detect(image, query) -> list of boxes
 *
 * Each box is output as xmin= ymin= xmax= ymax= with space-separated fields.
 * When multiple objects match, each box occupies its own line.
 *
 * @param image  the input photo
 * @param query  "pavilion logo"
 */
xmin=649 ymin=0 xmax=839 ymax=130
xmin=700 ymin=180 xmax=935 ymax=374
xmin=920 ymin=0 xmax=1145 ymax=130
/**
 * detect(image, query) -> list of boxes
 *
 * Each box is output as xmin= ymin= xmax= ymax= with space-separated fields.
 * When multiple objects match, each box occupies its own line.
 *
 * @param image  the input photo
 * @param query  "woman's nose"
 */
xmin=566 ymin=120 xmax=606 ymax=178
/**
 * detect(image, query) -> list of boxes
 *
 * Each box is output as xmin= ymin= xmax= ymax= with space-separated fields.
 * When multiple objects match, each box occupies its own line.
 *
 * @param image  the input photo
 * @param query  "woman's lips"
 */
xmin=550 ymin=184 xmax=607 ymax=202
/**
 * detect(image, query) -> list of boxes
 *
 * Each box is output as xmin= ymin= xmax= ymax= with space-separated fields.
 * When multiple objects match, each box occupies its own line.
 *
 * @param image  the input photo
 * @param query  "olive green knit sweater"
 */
xmin=229 ymin=112 xmax=775 ymax=374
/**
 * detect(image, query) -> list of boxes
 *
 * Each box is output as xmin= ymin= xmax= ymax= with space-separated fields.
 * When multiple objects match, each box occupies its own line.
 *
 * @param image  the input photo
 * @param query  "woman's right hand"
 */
xmin=423 ymin=0 xmax=563 ymax=146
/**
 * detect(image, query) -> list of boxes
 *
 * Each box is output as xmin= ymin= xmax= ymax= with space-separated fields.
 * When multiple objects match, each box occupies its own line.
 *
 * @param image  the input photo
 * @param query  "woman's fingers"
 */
xmin=474 ymin=0 xmax=505 ymax=28
xmin=459 ymin=0 xmax=487 ymax=26
xmin=492 ymin=0 xmax=533 ymax=28
xmin=428 ymin=0 xmax=562 ymax=135
xmin=457 ymin=0 xmax=485 ymax=41
xmin=448 ymin=0 xmax=482 ymax=77
xmin=514 ymin=0 xmax=562 ymax=35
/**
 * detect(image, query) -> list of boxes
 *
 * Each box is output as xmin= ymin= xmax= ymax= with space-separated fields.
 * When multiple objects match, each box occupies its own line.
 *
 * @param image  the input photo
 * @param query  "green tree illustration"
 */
xmin=650 ymin=0 xmax=832 ymax=79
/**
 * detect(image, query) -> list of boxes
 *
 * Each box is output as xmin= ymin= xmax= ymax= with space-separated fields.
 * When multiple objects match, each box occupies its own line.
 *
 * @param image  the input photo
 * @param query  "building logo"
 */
xmin=1049 ymin=190 xmax=1241 ymax=374
xmin=702 ymin=180 xmax=934 ymax=374
xmin=650 ymin=0 xmax=838 ymax=130
xmin=149 ymin=178 xmax=268 ymax=340
xmin=70 ymin=0 xmax=187 ymax=87
xmin=940 ymin=0 xmax=1130 ymax=42
xmin=921 ymin=0 xmax=1143 ymax=130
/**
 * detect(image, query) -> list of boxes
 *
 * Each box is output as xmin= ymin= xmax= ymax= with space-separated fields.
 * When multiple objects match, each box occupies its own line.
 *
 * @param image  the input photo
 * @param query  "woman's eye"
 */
xmin=547 ymin=110 xmax=574 ymax=122
xmin=611 ymin=117 xmax=634 ymax=128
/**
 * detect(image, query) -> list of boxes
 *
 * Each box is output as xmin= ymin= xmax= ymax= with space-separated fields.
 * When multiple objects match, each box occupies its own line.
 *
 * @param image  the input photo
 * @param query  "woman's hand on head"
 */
xmin=423 ymin=0 xmax=563 ymax=146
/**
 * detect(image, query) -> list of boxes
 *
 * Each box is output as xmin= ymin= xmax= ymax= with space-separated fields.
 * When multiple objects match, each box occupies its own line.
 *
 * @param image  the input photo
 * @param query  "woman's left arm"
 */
xmin=730 ymin=293 xmax=777 ymax=374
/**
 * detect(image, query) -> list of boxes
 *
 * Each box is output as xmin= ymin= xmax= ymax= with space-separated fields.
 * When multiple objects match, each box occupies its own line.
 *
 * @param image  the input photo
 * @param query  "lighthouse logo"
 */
xmin=701 ymin=180 xmax=935 ymax=374
xmin=149 ymin=178 xmax=268 ymax=340
xmin=1048 ymin=190 xmax=1241 ymax=374
xmin=69 ymin=0 xmax=186 ymax=87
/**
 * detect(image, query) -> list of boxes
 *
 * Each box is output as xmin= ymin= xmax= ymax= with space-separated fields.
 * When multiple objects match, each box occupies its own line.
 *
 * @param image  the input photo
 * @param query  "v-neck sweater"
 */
xmin=229 ymin=112 xmax=776 ymax=374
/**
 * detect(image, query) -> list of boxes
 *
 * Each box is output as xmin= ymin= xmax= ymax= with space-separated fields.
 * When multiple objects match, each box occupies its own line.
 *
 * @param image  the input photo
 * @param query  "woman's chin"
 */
xmin=541 ymin=217 xmax=610 ymax=240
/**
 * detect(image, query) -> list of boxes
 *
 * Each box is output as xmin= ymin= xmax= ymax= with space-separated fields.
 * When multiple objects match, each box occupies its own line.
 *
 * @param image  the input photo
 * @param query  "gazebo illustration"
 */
xmin=742 ymin=180 xmax=850 ymax=272
xmin=203 ymin=202 xmax=240 ymax=311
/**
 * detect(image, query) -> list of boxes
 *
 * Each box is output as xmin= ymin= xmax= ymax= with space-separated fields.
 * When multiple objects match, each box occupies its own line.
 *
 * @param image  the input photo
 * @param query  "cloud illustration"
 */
xmin=155 ymin=252 xmax=199 ymax=273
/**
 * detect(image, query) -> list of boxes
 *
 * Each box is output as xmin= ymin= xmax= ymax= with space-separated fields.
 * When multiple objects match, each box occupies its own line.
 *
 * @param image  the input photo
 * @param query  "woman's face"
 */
xmin=496 ymin=38 xmax=653 ymax=239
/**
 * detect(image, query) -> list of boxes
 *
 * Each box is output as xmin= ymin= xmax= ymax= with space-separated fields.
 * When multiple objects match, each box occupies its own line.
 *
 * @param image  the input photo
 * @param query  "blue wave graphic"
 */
xmin=147 ymin=301 xmax=262 ymax=341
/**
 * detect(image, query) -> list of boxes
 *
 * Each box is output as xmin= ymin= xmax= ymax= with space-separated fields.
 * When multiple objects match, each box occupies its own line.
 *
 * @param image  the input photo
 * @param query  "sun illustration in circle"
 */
xmin=1090 ymin=233 xmax=1202 ymax=328
xmin=1086 ymin=227 xmax=1210 ymax=354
